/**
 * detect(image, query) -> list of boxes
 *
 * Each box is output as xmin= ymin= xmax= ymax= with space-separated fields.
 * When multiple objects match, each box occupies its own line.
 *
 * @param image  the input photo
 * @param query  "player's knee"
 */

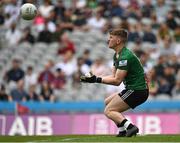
xmin=104 ymin=98 xmax=109 ymax=106
xmin=104 ymin=107 xmax=111 ymax=119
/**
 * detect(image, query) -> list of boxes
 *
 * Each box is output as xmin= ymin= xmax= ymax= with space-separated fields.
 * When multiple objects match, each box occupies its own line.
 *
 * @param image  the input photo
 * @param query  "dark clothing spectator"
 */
xmin=85 ymin=59 xmax=93 ymax=66
xmin=54 ymin=0 xmax=65 ymax=20
xmin=166 ymin=18 xmax=178 ymax=30
xmin=155 ymin=64 xmax=164 ymax=77
xmin=0 ymin=84 xmax=10 ymax=101
xmin=10 ymin=80 xmax=28 ymax=102
xmin=38 ymin=30 xmax=52 ymax=43
xmin=142 ymin=32 xmax=157 ymax=43
xmin=141 ymin=4 xmax=154 ymax=18
xmin=110 ymin=5 xmax=125 ymax=17
xmin=0 ymin=14 xmax=5 ymax=25
xmin=128 ymin=32 xmax=141 ymax=42
xmin=39 ymin=81 xmax=55 ymax=102
xmin=5 ymin=68 xmax=24 ymax=83
xmin=40 ymin=87 xmax=53 ymax=101
xmin=0 ymin=93 xmax=9 ymax=101
xmin=4 ymin=59 xmax=24 ymax=83
xmin=26 ymin=92 xmax=39 ymax=101
xmin=26 ymin=85 xmax=39 ymax=101
xmin=158 ymin=77 xmax=171 ymax=95
xmin=10 ymin=89 xmax=28 ymax=101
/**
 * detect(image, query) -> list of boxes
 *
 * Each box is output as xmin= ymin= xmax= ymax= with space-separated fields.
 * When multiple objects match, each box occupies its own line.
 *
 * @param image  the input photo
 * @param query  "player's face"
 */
xmin=107 ymin=34 xmax=121 ymax=49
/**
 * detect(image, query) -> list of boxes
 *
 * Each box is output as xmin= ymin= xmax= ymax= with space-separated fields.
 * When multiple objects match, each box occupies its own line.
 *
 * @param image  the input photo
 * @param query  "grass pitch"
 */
xmin=0 ymin=135 xmax=180 ymax=142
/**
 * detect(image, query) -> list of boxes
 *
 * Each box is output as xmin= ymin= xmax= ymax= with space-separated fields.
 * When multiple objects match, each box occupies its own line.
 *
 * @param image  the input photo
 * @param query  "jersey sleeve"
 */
xmin=116 ymin=58 xmax=129 ymax=71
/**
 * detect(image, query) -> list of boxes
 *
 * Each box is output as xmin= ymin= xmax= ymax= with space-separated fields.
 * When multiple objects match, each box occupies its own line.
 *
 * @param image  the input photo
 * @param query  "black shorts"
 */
xmin=118 ymin=89 xmax=149 ymax=109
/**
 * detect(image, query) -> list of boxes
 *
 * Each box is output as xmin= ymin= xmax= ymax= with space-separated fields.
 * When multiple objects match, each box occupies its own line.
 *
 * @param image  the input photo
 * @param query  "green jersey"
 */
xmin=113 ymin=47 xmax=147 ymax=90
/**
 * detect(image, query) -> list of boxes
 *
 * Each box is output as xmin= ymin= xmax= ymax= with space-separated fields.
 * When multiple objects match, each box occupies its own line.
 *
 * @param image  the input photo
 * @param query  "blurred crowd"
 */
xmin=0 ymin=0 xmax=180 ymax=102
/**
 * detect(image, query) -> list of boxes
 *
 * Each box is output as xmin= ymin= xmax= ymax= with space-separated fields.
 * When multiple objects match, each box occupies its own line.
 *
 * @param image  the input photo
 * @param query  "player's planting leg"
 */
xmin=104 ymin=94 xmax=139 ymax=137
xmin=104 ymin=93 xmax=126 ymax=136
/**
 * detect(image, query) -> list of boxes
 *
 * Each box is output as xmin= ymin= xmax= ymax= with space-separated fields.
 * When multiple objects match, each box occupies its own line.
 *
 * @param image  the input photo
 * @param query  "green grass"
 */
xmin=0 ymin=135 xmax=180 ymax=142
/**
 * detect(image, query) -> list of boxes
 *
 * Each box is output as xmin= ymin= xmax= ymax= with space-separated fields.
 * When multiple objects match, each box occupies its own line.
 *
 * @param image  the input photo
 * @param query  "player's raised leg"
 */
xmin=104 ymin=92 xmax=118 ymax=106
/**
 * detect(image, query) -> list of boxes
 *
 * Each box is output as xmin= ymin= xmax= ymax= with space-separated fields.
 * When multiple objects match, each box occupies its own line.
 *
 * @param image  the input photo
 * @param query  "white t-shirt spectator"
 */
xmin=87 ymin=17 xmax=106 ymax=31
xmin=24 ymin=73 xmax=37 ymax=90
xmin=39 ymin=5 xmax=54 ymax=18
xmin=5 ymin=28 xmax=22 ymax=46
xmin=55 ymin=58 xmax=76 ymax=77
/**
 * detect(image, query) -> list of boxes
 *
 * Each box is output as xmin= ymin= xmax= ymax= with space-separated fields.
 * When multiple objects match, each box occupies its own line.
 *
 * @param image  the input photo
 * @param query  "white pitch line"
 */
xmin=61 ymin=137 xmax=80 ymax=141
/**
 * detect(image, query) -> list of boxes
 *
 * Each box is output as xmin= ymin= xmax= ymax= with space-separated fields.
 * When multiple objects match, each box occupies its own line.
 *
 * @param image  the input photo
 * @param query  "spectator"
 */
xmin=82 ymin=49 xmax=93 ymax=66
xmin=24 ymin=66 xmax=37 ymax=90
xmin=38 ymin=0 xmax=54 ymax=18
xmin=55 ymin=50 xmax=76 ymax=77
xmin=157 ymin=23 xmax=170 ymax=41
xmin=39 ymin=81 xmax=55 ymax=102
xmin=72 ymin=57 xmax=90 ymax=88
xmin=4 ymin=59 xmax=24 ymax=83
xmin=155 ymin=0 xmax=170 ymax=23
xmin=138 ymin=50 xmax=152 ymax=73
xmin=163 ymin=64 xmax=176 ymax=92
xmin=166 ymin=11 xmax=178 ymax=30
xmin=128 ymin=23 xmax=141 ymax=42
xmin=38 ymin=62 xmax=55 ymax=84
xmin=158 ymin=36 xmax=174 ymax=56
xmin=154 ymin=55 xmax=166 ymax=77
xmin=10 ymin=80 xmax=28 ymax=102
xmin=57 ymin=32 xmax=75 ymax=54
xmin=110 ymin=0 xmax=125 ymax=18
xmin=142 ymin=24 xmax=157 ymax=43
xmin=0 ymin=84 xmax=12 ymax=101
xmin=3 ymin=0 xmax=19 ymax=28
xmin=169 ymin=54 xmax=180 ymax=73
xmin=54 ymin=0 xmax=65 ymax=20
xmin=148 ymin=68 xmax=159 ymax=96
xmin=20 ymin=27 xmax=35 ymax=44
xmin=52 ymin=68 xmax=66 ymax=89
xmin=44 ymin=17 xmax=56 ymax=33
xmin=60 ymin=8 xmax=74 ymax=31
xmin=51 ymin=23 xmax=64 ymax=42
xmin=5 ymin=22 xmax=22 ymax=46
xmin=141 ymin=0 xmax=154 ymax=18
xmin=37 ymin=20 xmax=52 ymax=43
xmin=157 ymin=76 xmax=171 ymax=95
xmin=91 ymin=57 xmax=110 ymax=76
xmin=87 ymin=9 xmax=106 ymax=32
xmin=75 ymin=57 xmax=90 ymax=74
xmin=26 ymin=85 xmax=39 ymax=101
xmin=33 ymin=12 xmax=45 ymax=32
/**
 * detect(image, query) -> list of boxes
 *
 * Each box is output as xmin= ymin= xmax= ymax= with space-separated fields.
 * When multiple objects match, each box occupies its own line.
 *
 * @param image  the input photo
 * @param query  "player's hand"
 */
xmin=80 ymin=72 xmax=97 ymax=83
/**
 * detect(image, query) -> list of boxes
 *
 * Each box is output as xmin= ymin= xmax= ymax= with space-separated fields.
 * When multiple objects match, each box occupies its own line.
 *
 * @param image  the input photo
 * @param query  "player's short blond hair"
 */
xmin=109 ymin=28 xmax=128 ymax=43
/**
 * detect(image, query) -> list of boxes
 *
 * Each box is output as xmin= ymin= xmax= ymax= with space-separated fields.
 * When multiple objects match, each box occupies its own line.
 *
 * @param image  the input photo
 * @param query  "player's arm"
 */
xmin=80 ymin=59 xmax=128 ymax=84
xmin=80 ymin=68 xmax=127 ymax=86
xmin=101 ymin=69 xmax=127 ymax=86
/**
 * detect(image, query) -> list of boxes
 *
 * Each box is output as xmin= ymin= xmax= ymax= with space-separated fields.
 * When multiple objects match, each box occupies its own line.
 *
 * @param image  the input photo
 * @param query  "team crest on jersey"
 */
xmin=119 ymin=60 xmax=127 ymax=66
